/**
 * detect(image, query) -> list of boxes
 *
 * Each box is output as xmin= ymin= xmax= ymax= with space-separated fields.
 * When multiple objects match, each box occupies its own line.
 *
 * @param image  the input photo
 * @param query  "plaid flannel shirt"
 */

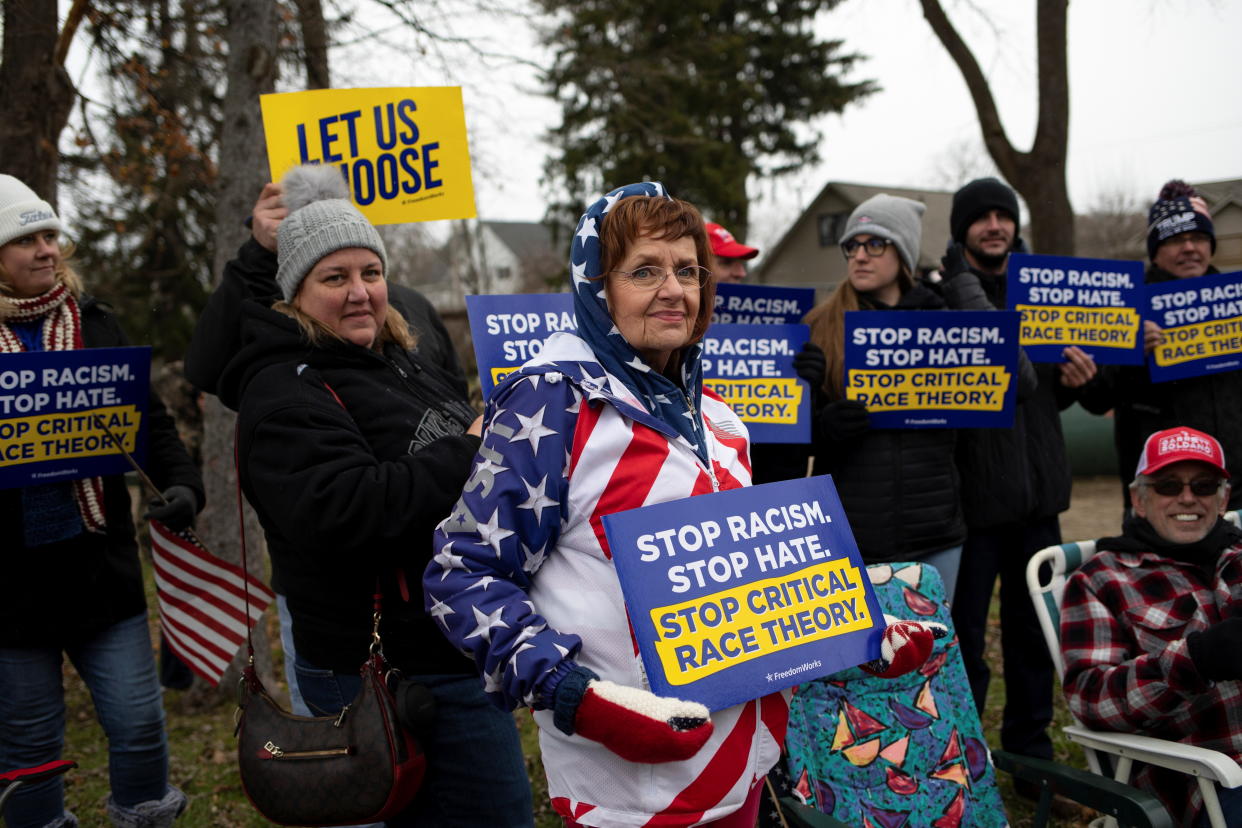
xmin=1061 ymin=541 xmax=1242 ymax=815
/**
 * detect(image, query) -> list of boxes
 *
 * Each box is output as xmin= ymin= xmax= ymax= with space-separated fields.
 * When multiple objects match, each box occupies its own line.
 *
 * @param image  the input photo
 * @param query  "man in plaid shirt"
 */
xmin=1061 ymin=425 xmax=1242 ymax=826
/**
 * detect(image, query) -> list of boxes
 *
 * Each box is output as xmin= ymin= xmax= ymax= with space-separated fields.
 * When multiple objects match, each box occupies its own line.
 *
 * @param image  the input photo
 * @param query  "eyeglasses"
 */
xmin=1141 ymin=477 xmax=1223 ymax=497
xmin=609 ymin=265 xmax=710 ymax=290
xmin=841 ymin=238 xmax=894 ymax=260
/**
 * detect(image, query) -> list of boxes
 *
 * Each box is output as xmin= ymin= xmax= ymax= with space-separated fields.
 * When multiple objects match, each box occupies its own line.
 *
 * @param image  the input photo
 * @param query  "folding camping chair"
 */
xmin=0 ymin=760 xmax=76 ymax=819
xmin=1028 ymin=535 xmax=1242 ymax=828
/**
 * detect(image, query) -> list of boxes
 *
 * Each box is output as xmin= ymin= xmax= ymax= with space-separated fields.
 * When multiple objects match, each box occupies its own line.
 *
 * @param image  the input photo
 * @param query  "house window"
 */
xmin=817 ymin=213 xmax=848 ymax=247
xmin=495 ymin=266 xmax=512 ymax=284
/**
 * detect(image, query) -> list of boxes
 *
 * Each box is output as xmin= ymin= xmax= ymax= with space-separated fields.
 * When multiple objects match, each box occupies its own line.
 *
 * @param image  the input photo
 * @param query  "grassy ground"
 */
xmin=47 ymin=478 xmax=1126 ymax=827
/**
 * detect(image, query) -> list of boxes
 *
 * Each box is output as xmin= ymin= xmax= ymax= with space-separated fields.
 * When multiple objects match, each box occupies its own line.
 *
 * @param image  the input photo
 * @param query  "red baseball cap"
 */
xmin=1135 ymin=426 xmax=1230 ymax=479
xmin=705 ymin=222 xmax=758 ymax=260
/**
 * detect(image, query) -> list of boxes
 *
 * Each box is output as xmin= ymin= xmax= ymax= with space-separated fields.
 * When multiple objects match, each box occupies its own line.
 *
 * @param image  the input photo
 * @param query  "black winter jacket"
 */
xmin=810 ymin=284 xmax=966 ymax=562
xmin=185 ymin=238 xmax=463 ymax=404
xmin=1 ymin=297 xmax=204 ymax=647
xmin=942 ymin=266 xmax=1079 ymax=529
xmin=219 ymin=302 xmax=481 ymax=675
xmin=1078 ymin=264 xmax=1242 ymax=509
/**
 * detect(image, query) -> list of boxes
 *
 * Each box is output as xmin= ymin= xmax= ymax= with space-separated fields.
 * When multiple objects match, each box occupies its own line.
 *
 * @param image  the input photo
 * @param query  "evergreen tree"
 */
xmin=538 ymin=0 xmax=876 ymax=236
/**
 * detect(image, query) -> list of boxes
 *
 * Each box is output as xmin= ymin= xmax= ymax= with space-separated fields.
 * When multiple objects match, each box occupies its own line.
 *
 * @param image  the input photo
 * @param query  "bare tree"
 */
xmin=919 ymin=0 xmax=1075 ymax=255
xmin=0 ymin=0 xmax=85 ymax=204
xmin=1075 ymin=187 xmax=1146 ymax=261
xmin=197 ymin=0 xmax=281 ymax=696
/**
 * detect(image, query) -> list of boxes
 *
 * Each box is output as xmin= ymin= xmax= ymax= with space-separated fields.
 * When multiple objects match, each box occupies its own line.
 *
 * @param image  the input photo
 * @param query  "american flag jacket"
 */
xmin=1060 ymin=541 xmax=1242 ymax=816
xmin=426 ymin=332 xmax=789 ymax=827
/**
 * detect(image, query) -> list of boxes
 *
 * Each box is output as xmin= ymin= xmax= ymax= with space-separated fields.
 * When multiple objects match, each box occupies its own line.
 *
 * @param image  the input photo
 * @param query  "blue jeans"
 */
xmin=0 ymin=613 xmax=171 ymax=828
xmin=275 ymin=594 xmax=310 ymax=716
xmin=295 ymin=658 xmax=534 ymax=827
xmin=920 ymin=544 xmax=963 ymax=607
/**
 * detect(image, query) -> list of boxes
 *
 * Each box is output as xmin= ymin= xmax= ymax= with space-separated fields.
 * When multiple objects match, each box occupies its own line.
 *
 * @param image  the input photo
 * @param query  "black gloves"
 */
xmin=940 ymin=242 xmax=970 ymax=282
xmin=1187 ymin=616 xmax=1242 ymax=682
xmin=144 ymin=485 xmax=199 ymax=532
xmin=818 ymin=399 xmax=870 ymax=442
xmin=792 ymin=342 xmax=826 ymax=391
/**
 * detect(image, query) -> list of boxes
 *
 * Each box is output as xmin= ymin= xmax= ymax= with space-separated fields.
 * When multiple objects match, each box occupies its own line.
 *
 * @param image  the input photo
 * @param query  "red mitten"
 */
xmin=575 ymin=680 xmax=713 ymax=763
xmin=861 ymin=616 xmax=948 ymax=678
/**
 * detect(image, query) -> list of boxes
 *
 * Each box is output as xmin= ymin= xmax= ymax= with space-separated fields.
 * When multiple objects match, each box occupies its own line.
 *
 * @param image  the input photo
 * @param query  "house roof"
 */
xmin=483 ymin=220 xmax=556 ymax=262
xmin=1193 ymin=177 xmax=1242 ymax=212
xmin=759 ymin=180 xmax=955 ymax=276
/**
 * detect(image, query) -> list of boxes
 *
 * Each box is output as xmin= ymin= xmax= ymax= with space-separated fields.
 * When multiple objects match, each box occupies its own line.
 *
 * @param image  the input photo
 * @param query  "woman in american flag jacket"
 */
xmin=425 ymin=184 xmax=940 ymax=827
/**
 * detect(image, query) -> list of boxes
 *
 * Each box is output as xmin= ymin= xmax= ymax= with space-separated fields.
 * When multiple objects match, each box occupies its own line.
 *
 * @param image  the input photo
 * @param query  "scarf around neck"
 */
xmin=1099 ymin=514 xmax=1242 ymax=568
xmin=569 ymin=182 xmax=709 ymax=464
xmin=1 ymin=282 xmax=106 ymax=533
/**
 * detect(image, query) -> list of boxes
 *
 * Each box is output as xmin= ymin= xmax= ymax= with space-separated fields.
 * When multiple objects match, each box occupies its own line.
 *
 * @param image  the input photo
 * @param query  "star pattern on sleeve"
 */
xmin=518 ymin=475 xmax=558 ymax=524
xmin=477 ymin=507 xmax=515 ymax=557
xmin=511 ymin=406 xmax=557 ymax=455
xmin=465 ymin=604 xmax=509 ymax=643
xmin=432 ymin=542 xmax=468 ymax=580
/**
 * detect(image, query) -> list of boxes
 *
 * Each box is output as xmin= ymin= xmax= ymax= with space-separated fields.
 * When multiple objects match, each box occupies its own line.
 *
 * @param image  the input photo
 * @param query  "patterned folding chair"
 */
xmin=781 ymin=562 xmax=1009 ymax=828
xmin=1028 ymin=532 xmax=1242 ymax=828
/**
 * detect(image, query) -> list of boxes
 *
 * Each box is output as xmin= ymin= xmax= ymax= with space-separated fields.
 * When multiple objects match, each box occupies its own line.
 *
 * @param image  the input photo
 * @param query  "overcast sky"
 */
xmin=289 ymin=1 xmax=1242 ymax=253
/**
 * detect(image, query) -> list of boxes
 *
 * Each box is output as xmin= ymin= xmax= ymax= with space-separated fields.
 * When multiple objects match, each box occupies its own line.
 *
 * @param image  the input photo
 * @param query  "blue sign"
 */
xmin=602 ymin=475 xmax=884 ymax=711
xmin=712 ymin=283 xmax=815 ymax=325
xmin=1146 ymin=269 xmax=1242 ymax=383
xmin=466 ymin=293 xmax=811 ymax=442
xmin=1007 ymin=252 xmax=1144 ymax=365
xmin=843 ymin=310 xmax=1020 ymax=429
xmin=702 ymin=323 xmax=809 ymax=444
xmin=0 ymin=347 xmax=150 ymax=490
xmin=465 ymin=293 xmax=576 ymax=397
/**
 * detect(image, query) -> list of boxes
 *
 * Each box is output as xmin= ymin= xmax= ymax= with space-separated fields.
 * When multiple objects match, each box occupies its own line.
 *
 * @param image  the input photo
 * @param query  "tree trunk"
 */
xmin=919 ymin=0 xmax=1075 ymax=255
xmin=0 ymin=0 xmax=75 ymax=206
xmin=197 ymin=0 xmax=281 ymax=701
xmin=294 ymin=0 xmax=331 ymax=89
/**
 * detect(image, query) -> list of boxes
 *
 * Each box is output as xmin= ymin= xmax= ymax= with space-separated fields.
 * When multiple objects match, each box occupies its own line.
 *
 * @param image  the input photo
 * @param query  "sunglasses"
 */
xmin=1143 ymin=477 xmax=1223 ymax=497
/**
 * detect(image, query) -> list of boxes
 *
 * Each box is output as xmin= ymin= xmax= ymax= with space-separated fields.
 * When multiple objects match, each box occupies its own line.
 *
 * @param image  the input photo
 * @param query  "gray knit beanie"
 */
xmin=839 ymin=194 xmax=925 ymax=276
xmin=275 ymin=165 xmax=388 ymax=301
xmin=0 ymin=174 xmax=63 ymax=248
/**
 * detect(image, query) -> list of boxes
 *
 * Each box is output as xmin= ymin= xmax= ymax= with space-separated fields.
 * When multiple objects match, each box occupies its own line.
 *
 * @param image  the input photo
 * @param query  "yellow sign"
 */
xmin=1015 ymin=304 xmax=1139 ymax=349
xmin=703 ymin=378 xmax=803 ymax=424
xmin=847 ymin=366 xmax=1010 ymax=412
xmin=1153 ymin=316 xmax=1242 ymax=367
xmin=260 ymin=87 xmax=476 ymax=224
xmin=650 ymin=559 xmax=869 ymax=684
xmin=0 ymin=405 xmax=141 ymax=467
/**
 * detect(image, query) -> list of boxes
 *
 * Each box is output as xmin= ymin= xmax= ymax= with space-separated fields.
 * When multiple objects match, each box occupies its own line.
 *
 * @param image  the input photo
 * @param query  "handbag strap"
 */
xmin=232 ymin=383 xmax=388 ymax=680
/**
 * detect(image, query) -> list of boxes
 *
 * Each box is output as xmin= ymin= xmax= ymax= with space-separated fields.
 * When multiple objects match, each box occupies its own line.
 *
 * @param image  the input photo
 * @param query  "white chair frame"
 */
xmin=1027 ymin=530 xmax=1242 ymax=828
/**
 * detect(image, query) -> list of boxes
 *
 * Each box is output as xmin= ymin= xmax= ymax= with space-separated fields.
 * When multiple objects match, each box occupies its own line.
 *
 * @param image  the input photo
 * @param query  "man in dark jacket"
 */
xmin=939 ymin=178 xmax=1097 ymax=790
xmin=1078 ymin=180 xmax=1242 ymax=512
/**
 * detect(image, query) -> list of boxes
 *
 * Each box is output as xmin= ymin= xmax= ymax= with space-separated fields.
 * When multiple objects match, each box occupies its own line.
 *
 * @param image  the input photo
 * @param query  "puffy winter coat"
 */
xmin=219 ymin=300 xmax=480 ymax=674
xmin=1 ymin=296 xmax=203 ymax=647
xmin=810 ymin=284 xmax=965 ymax=561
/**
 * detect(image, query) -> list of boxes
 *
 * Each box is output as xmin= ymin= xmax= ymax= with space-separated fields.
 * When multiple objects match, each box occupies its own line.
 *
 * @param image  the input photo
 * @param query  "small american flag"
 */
xmin=149 ymin=519 xmax=274 ymax=686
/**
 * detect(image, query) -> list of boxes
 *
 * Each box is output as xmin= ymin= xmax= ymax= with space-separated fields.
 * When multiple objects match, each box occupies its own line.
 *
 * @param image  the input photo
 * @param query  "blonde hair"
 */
xmin=273 ymin=298 xmax=416 ymax=351
xmin=0 ymin=239 xmax=83 ymax=320
xmin=804 ymin=262 xmax=914 ymax=398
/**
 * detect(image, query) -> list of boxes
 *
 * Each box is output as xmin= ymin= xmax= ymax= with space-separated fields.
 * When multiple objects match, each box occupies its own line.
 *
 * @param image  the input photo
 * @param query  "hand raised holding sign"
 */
xmin=251 ymin=182 xmax=288 ymax=253
xmin=1057 ymin=346 xmax=1097 ymax=389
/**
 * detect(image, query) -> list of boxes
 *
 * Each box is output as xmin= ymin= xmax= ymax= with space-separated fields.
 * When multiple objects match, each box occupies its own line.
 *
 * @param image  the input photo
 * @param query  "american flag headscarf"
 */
xmin=569 ymin=182 xmax=709 ymax=465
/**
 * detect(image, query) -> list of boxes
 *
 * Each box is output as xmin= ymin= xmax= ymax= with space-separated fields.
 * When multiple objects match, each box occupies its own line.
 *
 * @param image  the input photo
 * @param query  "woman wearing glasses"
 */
xmin=425 ymin=184 xmax=939 ymax=827
xmin=800 ymin=194 xmax=966 ymax=601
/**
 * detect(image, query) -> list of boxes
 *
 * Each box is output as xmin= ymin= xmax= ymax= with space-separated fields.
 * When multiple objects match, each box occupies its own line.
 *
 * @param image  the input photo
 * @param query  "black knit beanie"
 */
xmin=1147 ymin=179 xmax=1215 ymax=261
xmin=950 ymin=177 xmax=1019 ymax=244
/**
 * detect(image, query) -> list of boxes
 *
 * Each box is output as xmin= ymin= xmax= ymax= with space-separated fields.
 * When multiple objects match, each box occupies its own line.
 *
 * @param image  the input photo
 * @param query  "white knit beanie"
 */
xmin=839 ymin=194 xmax=925 ymax=276
xmin=275 ymin=165 xmax=388 ymax=301
xmin=0 ymin=174 xmax=64 ymax=248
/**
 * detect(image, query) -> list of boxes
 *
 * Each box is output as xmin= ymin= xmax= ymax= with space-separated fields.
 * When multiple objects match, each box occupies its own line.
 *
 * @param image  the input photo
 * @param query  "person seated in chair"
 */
xmin=1061 ymin=426 xmax=1242 ymax=826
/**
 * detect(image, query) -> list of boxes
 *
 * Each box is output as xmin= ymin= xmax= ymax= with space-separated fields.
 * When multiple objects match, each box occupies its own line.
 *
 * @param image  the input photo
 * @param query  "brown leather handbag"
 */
xmin=231 ymin=429 xmax=424 ymax=825
xmin=235 ymin=634 xmax=426 ymax=826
